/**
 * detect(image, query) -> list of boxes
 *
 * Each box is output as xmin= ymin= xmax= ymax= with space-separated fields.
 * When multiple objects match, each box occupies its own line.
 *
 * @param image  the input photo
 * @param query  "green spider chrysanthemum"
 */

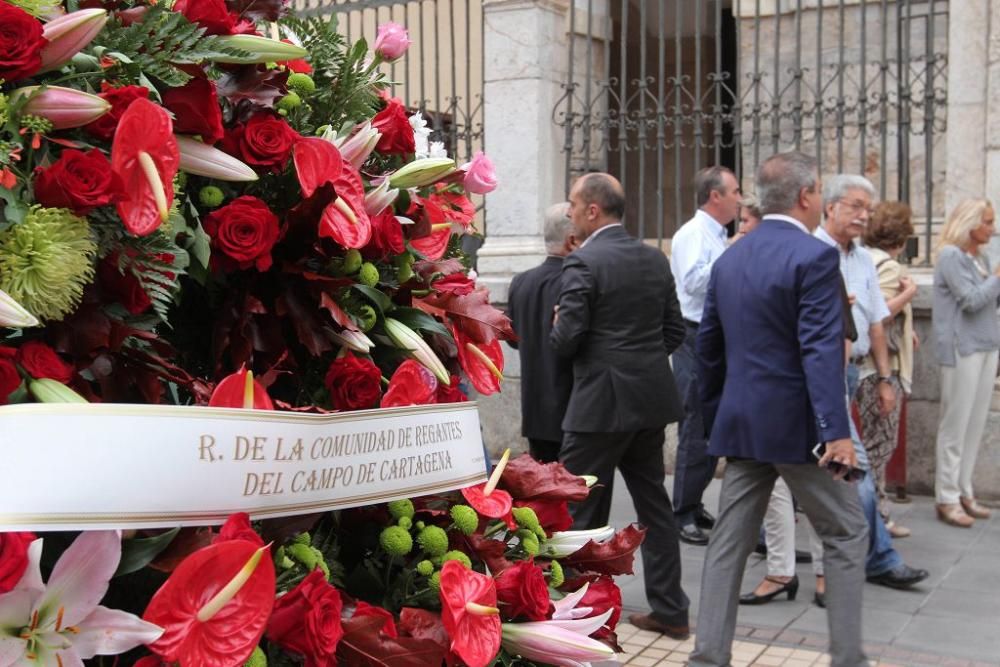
xmin=450 ymin=505 xmax=479 ymax=536
xmin=0 ymin=206 xmax=96 ymax=322
xmin=441 ymin=550 xmax=472 ymax=569
xmin=548 ymin=560 xmax=565 ymax=588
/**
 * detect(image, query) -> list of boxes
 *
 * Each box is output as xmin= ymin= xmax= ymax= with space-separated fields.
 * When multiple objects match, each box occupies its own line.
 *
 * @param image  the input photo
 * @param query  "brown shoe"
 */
xmin=961 ymin=497 xmax=992 ymax=519
xmin=627 ymin=612 xmax=690 ymax=640
xmin=936 ymin=503 xmax=975 ymax=527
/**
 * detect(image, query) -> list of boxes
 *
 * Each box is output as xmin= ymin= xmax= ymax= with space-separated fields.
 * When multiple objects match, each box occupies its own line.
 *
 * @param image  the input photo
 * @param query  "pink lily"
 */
xmin=11 ymin=86 xmax=110 ymax=130
xmin=550 ymin=582 xmax=593 ymax=620
xmin=39 ymin=9 xmax=108 ymax=72
xmin=500 ymin=609 xmax=615 ymax=667
xmin=0 ymin=531 xmax=163 ymax=667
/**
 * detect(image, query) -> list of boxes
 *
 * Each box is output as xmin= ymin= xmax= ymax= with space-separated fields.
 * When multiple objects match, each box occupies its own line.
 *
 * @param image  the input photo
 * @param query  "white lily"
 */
xmin=0 ymin=289 xmax=39 ymax=328
xmin=364 ymin=178 xmax=399 ymax=216
xmin=325 ymin=122 xmax=381 ymax=169
xmin=540 ymin=526 xmax=615 ymax=558
xmin=327 ymin=328 xmax=375 ymax=354
xmin=0 ymin=532 xmax=163 ymax=666
xmin=176 ymin=136 xmax=258 ymax=182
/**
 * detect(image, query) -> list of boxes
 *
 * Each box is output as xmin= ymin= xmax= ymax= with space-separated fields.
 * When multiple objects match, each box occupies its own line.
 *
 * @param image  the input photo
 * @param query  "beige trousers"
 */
xmin=935 ymin=349 xmax=999 ymax=504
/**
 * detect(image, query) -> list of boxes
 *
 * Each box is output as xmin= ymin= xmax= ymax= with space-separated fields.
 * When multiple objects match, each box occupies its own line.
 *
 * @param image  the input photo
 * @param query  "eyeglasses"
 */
xmin=837 ymin=199 xmax=875 ymax=217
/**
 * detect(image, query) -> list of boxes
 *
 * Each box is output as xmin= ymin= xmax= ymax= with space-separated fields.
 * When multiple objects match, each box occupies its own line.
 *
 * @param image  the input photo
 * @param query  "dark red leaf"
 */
xmin=149 ymin=527 xmax=215 ymax=572
xmin=216 ymin=66 xmax=289 ymax=107
xmin=275 ymin=287 xmax=333 ymax=356
xmin=562 ymin=524 xmax=647 ymax=576
xmin=398 ymin=608 xmax=459 ymax=667
xmin=337 ymin=614 xmax=446 ymax=667
xmin=417 ymin=289 xmax=514 ymax=344
xmin=463 ymin=534 xmax=513 ymax=575
xmin=226 ymin=0 xmax=287 ymax=21
xmin=501 ymin=454 xmax=590 ymax=502
xmin=514 ymin=499 xmax=573 ymax=536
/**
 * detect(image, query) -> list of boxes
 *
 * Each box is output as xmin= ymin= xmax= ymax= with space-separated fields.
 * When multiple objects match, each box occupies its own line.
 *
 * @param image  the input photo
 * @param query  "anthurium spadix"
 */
xmin=0 ymin=288 xmax=39 ymax=328
xmin=39 ymin=8 xmax=109 ymax=72
xmin=11 ymin=86 xmax=110 ymax=129
xmin=176 ymin=136 xmax=258 ymax=182
xmin=500 ymin=609 xmax=616 ymax=667
xmin=0 ymin=531 xmax=163 ymax=667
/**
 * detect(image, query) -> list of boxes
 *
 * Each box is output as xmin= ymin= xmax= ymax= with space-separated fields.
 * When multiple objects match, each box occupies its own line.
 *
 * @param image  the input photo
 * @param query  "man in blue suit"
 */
xmin=689 ymin=152 xmax=868 ymax=667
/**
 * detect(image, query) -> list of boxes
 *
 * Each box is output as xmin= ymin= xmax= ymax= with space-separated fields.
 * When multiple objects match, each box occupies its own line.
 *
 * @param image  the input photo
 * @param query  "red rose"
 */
xmin=352 ymin=601 xmax=398 ymax=638
xmin=433 ymin=273 xmax=475 ymax=296
xmin=0 ymin=359 xmax=22 ymax=405
xmin=34 ymin=149 xmax=122 ymax=215
xmin=16 ymin=340 xmax=73 ymax=383
xmin=381 ymin=359 xmax=437 ymax=408
xmin=324 ymin=354 xmax=381 ymax=411
xmin=372 ymin=97 xmax=416 ymax=155
xmin=435 ymin=375 xmax=468 ymax=404
xmin=223 ymin=113 xmax=299 ymax=172
xmin=495 ymin=559 xmax=550 ymax=621
xmin=203 ymin=196 xmax=281 ymax=272
xmin=162 ymin=78 xmax=225 ymax=145
xmin=173 ymin=0 xmax=240 ymax=35
xmin=266 ymin=568 xmax=344 ymax=667
xmin=0 ymin=532 xmax=36 ymax=594
xmin=0 ymin=3 xmax=46 ymax=83
xmin=85 ymin=83 xmax=150 ymax=141
xmin=98 ymin=255 xmax=152 ymax=315
xmin=213 ymin=512 xmax=265 ymax=546
xmin=564 ymin=575 xmax=622 ymax=638
xmin=363 ymin=211 xmax=405 ymax=260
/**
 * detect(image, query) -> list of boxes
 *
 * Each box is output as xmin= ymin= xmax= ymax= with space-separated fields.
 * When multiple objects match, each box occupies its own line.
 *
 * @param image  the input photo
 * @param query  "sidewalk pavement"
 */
xmin=608 ymin=473 xmax=1000 ymax=666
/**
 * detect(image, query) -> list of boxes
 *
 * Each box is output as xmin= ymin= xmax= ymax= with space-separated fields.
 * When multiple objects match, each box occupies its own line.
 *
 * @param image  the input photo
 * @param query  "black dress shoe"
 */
xmin=678 ymin=523 xmax=709 ymax=546
xmin=866 ymin=564 xmax=929 ymax=590
xmin=739 ymin=576 xmax=799 ymax=605
xmin=813 ymin=591 xmax=826 ymax=608
xmin=627 ymin=613 xmax=690 ymax=640
xmin=694 ymin=507 xmax=716 ymax=530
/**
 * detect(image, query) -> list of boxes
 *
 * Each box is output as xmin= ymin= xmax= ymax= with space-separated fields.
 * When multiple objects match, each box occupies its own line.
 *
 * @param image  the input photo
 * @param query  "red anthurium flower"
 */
xmin=353 ymin=601 xmax=399 ymax=638
xmin=452 ymin=323 xmax=503 ymax=395
xmin=319 ymin=163 xmax=372 ymax=249
xmin=294 ymin=137 xmax=344 ymax=198
xmin=111 ymin=97 xmax=179 ymax=236
xmin=381 ymin=359 xmax=437 ymax=408
xmin=214 ymin=512 xmax=265 ymax=546
xmin=143 ymin=539 xmax=276 ymax=667
xmin=209 ymin=366 xmax=275 ymax=410
xmin=410 ymin=187 xmax=475 ymax=260
xmin=462 ymin=449 xmax=513 ymax=519
xmin=438 ymin=561 xmax=501 ymax=667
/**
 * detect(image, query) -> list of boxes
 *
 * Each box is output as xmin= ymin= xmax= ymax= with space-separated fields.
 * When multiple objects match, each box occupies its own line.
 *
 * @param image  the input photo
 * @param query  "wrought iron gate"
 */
xmin=553 ymin=0 xmax=948 ymax=257
xmin=292 ymin=0 xmax=486 ymax=172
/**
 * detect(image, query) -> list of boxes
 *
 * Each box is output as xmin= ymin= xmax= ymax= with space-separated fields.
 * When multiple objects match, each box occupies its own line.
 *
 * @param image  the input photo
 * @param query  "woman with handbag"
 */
xmin=932 ymin=198 xmax=1000 ymax=527
xmin=858 ymin=202 xmax=918 ymax=537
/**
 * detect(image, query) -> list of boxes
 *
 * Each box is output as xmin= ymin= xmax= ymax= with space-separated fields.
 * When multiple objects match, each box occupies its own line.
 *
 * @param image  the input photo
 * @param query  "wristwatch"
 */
xmin=877 ymin=375 xmax=893 ymax=384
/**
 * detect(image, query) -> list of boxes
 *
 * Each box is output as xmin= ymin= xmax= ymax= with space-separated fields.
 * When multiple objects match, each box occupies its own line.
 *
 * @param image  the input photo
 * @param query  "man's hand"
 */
xmin=818 ymin=438 xmax=857 ymax=480
xmin=913 ymin=330 xmax=920 ymax=351
xmin=552 ymin=304 xmax=560 ymax=326
xmin=899 ymin=275 xmax=917 ymax=296
xmin=877 ymin=379 xmax=896 ymax=417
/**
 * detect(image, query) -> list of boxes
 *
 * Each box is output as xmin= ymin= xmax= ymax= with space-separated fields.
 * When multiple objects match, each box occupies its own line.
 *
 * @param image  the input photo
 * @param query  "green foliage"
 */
xmin=118 ymin=231 xmax=189 ymax=324
xmin=93 ymin=5 xmax=250 ymax=87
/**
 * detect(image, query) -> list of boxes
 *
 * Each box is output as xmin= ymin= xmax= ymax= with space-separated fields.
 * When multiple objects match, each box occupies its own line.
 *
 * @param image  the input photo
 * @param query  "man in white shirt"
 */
xmin=669 ymin=166 xmax=743 ymax=545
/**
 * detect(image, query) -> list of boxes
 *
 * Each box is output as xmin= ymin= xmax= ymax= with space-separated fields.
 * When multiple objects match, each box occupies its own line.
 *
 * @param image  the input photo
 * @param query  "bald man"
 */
xmin=551 ymin=173 xmax=690 ymax=638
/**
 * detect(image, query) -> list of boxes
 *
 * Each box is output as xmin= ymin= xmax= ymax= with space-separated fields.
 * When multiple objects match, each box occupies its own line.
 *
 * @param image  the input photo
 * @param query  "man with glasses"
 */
xmin=811 ymin=174 xmax=928 ymax=591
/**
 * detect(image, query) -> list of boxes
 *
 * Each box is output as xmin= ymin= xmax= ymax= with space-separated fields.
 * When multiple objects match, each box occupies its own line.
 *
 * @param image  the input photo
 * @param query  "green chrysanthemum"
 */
xmin=428 ymin=570 xmax=442 ymax=592
xmin=441 ymin=550 xmax=472 ymax=569
xmin=512 ymin=507 xmax=541 ymax=533
xmin=244 ymin=646 xmax=267 ymax=667
xmin=416 ymin=559 xmax=434 ymax=576
xmin=416 ymin=525 xmax=448 ymax=557
xmin=450 ymin=505 xmax=479 ymax=536
xmin=380 ymin=525 xmax=413 ymax=556
xmin=292 ymin=532 xmax=312 ymax=546
xmin=548 ymin=560 xmax=565 ymax=588
xmin=0 ymin=206 xmax=96 ymax=322
xmin=517 ymin=529 xmax=539 ymax=556
xmin=388 ymin=499 xmax=415 ymax=520
xmin=397 ymin=516 xmax=413 ymax=530
xmin=286 ymin=543 xmax=330 ymax=579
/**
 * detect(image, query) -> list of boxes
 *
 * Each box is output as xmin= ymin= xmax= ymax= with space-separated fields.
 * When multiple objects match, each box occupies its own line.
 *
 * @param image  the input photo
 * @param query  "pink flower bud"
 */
xmin=374 ymin=22 xmax=412 ymax=62
xmin=39 ymin=8 xmax=108 ymax=72
xmin=461 ymin=151 xmax=497 ymax=194
xmin=12 ymin=86 xmax=111 ymax=129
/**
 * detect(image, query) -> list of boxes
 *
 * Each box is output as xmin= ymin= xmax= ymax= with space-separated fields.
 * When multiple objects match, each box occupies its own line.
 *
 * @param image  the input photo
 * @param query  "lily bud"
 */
xmin=176 ymin=136 xmax=258 ymax=182
xmin=39 ymin=9 xmax=108 ymax=73
xmin=384 ymin=318 xmax=450 ymax=383
xmin=327 ymin=328 xmax=375 ymax=354
xmin=28 ymin=378 xmax=88 ymax=404
xmin=212 ymin=35 xmax=309 ymax=64
xmin=364 ymin=178 xmax=399 ymax=216
xmin=328 ymin=122 xmax=381 ymax=169
xmin=388 ymin=157 xmax=456 ymax=189
xmin=11 ymin=86 xmax=110 ymax=129
xmin=0 ymin=289 xmax=39 ymax=328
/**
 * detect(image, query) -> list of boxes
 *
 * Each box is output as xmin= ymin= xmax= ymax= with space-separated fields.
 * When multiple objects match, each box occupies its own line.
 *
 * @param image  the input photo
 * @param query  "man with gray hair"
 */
xmin=691 ymin=151 xmax=867 ymax=667
xmin=507 ymin=202 xmax=576 ymax=462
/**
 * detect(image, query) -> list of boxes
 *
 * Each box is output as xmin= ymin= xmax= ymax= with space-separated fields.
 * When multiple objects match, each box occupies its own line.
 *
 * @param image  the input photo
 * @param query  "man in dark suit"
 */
xmin=551 ymin=172 xmax=690 ymax=639
xmin=507 ymin=202 xmax=575 ymax=462
xmin=690 ymin=152 xmax=868 ymax=667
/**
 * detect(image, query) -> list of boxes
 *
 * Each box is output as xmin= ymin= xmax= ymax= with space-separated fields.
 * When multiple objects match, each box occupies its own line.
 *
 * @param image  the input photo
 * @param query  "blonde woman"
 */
xmin=933 ymin=198 xmax=1000 ymax=527
xmin=858 ymin=202 xmax=918 ymax=537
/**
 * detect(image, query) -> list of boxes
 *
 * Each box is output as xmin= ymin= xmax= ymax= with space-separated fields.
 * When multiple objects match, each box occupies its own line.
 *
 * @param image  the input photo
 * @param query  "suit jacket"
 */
xmin=551 ymin=225 xmax=685 ymax=432
xmin=507 ymin=256 xmax=574 ymax=441
xmin=696 ymin=218 xmax=850 ymax=464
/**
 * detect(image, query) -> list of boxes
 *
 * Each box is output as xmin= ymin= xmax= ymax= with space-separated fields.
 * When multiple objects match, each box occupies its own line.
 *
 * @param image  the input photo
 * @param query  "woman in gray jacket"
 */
xmin=933 ymin=198 xmax=1000 ymax=527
